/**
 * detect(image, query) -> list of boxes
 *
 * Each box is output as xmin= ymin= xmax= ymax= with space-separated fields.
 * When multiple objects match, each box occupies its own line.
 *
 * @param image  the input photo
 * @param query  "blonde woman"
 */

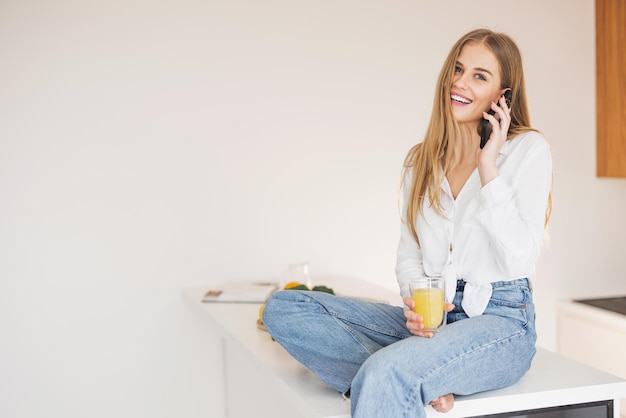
xmin=263 ymin=28 xmax=552 ymax=417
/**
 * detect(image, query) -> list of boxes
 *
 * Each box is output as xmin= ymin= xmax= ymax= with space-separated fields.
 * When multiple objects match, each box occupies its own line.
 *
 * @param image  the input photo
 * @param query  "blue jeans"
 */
xmin=262 ymin=279 xmax=536 ymax=418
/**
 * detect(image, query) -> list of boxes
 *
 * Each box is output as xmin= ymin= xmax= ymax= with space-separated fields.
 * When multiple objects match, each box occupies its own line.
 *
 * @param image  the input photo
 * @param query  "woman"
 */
xmin=263 ymin=28 xmax=552 ymax=417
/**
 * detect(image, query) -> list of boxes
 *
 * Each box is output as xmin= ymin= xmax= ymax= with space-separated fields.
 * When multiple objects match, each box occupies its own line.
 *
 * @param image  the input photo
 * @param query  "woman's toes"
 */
xmin=429 ymin=393 xmax=454 ymax=413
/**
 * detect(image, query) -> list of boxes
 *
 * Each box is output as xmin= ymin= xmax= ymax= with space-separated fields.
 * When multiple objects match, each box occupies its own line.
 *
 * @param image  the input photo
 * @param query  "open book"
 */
xmin=202 ymin=281 xmax=278 ymax=303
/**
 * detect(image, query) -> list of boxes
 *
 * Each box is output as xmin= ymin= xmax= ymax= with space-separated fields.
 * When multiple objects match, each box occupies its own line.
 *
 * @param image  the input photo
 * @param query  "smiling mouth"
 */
xmin=451 ymin=94 xmax=472 ymax=104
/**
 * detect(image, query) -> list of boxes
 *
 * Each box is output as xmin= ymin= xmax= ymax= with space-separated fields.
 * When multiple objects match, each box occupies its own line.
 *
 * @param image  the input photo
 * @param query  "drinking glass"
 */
xmin=409 ymin=277 xmax=446 ymax=332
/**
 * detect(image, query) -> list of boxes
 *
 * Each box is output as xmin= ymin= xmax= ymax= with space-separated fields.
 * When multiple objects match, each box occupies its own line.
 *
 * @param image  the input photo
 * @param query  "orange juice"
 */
xmin=412 ymin=288 xmax=445 ymax=330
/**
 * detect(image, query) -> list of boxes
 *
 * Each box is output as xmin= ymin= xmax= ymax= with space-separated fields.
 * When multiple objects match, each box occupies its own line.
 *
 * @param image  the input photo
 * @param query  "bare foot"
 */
xmin=429 ymin=394 xmax=454 ymax=413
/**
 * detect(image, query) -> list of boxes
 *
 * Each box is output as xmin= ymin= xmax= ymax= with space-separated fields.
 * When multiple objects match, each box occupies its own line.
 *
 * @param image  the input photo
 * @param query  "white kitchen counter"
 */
xmin=184 ymin=277 xmax=626 ymax=417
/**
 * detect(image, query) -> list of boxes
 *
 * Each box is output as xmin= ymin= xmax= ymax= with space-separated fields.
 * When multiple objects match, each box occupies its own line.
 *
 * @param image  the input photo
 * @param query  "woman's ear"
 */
xmin=497 ymin=88 xmax=512 ymax=103
xmin=503 ymin=88 xmax=512 ymax=104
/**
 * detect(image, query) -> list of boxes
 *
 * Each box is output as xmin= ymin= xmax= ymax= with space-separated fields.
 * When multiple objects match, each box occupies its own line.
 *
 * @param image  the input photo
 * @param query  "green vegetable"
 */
xmin=312 ymin=285 xmax=335 ymax=295
xmin=283 ymin=284 xmax=335 ymax=295
xmin=285 ymin=284 xmax=310 ymax=291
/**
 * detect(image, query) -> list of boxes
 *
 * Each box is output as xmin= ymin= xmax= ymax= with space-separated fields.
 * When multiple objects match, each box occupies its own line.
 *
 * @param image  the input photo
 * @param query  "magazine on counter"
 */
xmin=202 ymin=281 xmax=278 ymax=303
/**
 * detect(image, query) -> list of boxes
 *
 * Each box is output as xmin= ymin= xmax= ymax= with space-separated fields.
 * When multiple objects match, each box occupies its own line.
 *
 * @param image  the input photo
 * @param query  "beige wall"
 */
xmin=2 ymin=0 xmax=625 ymax=417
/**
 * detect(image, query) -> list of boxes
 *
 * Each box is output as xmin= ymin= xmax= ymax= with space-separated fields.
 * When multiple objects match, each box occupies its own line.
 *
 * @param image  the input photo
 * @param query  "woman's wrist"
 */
xmin=478 ymin=163 xmax=499 ymax=186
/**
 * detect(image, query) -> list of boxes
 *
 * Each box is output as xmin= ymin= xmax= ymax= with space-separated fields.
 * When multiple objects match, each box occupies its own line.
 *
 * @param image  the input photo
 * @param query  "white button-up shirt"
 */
xmin=396 ymin=131 xmax=553 ymax=316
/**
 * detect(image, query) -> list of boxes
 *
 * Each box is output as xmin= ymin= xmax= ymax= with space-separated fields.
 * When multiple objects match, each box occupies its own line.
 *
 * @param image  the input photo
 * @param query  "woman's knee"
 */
xmin=263 ymin=290 xmax=296 ymax=326
xmin=262 ymin=290 xmax=322 ymax=332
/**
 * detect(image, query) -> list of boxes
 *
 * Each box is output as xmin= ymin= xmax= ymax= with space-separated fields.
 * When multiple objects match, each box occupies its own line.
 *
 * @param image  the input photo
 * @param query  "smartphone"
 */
xmin=480 ymin=89 xmax=512 ymax=149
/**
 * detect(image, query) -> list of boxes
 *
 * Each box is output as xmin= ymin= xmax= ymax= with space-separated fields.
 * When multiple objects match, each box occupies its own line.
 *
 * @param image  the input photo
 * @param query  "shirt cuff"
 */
xmin=479 ymin=176 xmax=513 ymax=208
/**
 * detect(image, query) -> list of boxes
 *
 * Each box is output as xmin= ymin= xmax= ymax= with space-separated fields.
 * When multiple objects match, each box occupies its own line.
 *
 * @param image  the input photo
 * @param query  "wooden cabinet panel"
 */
xmin=596 ymin=0 xmax=626 ymax=177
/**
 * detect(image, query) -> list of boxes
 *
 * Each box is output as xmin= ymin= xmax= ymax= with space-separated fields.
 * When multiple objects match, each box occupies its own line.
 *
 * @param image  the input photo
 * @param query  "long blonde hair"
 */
xmin=402 ymin=29 xmax=551 ymax=243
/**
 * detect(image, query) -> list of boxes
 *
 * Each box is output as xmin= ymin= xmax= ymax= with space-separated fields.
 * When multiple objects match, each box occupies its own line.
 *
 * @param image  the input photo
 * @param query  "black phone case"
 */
xmin=480 ymin=89 xmax=512 ymax=149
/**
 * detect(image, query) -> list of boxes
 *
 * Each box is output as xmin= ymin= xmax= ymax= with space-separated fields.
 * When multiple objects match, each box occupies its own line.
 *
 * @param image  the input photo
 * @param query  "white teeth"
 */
xmin=451 ymin=94 xmax=471 ymax=104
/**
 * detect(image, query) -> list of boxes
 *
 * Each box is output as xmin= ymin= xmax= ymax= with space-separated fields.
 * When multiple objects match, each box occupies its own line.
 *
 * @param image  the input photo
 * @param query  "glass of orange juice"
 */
xmin=409 ymin=277 xmax=446 ymax=332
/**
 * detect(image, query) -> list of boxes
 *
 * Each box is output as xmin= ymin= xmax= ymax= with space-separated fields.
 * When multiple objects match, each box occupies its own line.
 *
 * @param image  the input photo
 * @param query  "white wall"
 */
xmin=2 ymin=1 xmax=626 ymax=417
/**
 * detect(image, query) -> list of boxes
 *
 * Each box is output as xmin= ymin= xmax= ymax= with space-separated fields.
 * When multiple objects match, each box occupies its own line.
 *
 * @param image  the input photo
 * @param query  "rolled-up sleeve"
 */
xmin=478 ymin=135 xmax=552 ymax=277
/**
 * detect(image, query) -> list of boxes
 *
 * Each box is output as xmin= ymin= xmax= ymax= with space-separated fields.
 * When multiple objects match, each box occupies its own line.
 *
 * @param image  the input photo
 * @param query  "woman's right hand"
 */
xmin=403 ymin=297 xmax=454 ymax=338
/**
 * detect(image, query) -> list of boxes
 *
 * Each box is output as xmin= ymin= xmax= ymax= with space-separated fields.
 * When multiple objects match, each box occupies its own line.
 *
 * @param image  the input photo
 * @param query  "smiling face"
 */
xmin=450 ymin=42 xmax=505 ymax=129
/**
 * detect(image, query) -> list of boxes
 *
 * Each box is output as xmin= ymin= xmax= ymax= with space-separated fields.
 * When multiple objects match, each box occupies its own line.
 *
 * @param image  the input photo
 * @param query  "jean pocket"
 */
xmin=487 ymin=287 xmax=530 ymax=327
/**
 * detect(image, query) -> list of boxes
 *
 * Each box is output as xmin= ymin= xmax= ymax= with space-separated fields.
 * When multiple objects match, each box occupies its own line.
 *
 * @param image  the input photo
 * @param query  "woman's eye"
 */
xmin=454 ymin=66 xmax=463 ymax=73
xmin=475 ymin=73 xmax=487 ymax=81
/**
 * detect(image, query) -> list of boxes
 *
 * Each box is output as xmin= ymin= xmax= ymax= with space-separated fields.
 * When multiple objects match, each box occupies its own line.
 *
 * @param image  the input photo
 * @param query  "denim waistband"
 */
xmin=456 ymin=278 xmax=531 ymax=291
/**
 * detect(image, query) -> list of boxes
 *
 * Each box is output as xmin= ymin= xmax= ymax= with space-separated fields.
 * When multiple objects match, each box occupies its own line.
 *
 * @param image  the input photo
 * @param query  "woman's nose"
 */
xmin=453 ymin=74 xmax=468 ymax=89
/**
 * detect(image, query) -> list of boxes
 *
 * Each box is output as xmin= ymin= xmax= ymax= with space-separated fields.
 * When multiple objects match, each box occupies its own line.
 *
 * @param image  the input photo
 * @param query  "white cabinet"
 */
xmin=558 ymin=300 xmax=626 ymax=417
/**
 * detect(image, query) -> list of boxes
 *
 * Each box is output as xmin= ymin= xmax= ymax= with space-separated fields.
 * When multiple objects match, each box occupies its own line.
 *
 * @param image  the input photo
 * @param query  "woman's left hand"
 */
xmin=403 ymin=297 xmax=455 ymax=338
